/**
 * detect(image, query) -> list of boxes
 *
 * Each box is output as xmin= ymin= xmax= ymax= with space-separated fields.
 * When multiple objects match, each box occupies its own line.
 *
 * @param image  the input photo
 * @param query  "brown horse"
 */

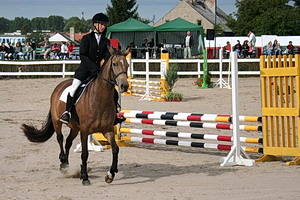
xmin=21 ymin=46 xmax=130 ymax=185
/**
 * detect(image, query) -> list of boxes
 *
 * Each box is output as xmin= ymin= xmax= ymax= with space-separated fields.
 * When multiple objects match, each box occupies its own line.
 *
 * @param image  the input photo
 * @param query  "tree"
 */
xmin=106 ymin=0 xmax=139 ymax=25
xmin=21 ymin=24 xmax=32 ymax=35
xmin=48 ymin=15 xmax=65 ymax=32
xmin=64 ymin=17 xmax=90 ymax=33
xmin=9 ymin=17 xmax=31 ymax=32
xmin=31 ymin=17 xmax=48 ymax=31
xmin=0 ymin=17 xmax=10 ymax=33
xmin=228 ymin=0 xmax=300 ymax=35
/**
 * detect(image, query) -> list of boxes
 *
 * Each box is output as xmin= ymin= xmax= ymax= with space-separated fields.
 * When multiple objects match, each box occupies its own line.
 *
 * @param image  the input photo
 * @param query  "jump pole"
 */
xmin=220 ymin=51 xmax=255 ymax=166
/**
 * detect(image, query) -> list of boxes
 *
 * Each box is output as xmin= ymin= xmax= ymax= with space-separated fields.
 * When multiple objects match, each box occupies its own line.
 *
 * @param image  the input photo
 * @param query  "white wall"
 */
xmin=205 ymin=35 xmax=300 ymax=47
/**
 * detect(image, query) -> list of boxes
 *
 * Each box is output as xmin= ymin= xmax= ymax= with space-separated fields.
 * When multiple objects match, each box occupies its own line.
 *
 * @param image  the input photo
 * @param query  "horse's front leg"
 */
xmin=80 ymin=132 xmax=90 ymax=186
xmin=104 ymin=131 xmax=119 ymax=184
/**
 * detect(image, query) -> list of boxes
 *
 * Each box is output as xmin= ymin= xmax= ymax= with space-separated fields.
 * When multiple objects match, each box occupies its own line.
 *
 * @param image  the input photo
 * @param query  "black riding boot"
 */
xmin=60 ymin=94 xmax=74 ymax=124
xmin=113 ymin=89 xmax=126 ymax=125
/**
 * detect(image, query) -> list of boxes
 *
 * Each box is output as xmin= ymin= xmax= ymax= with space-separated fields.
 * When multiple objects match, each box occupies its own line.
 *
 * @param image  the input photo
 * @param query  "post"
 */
xmin=198 ymin=49 xmax=208 ymax=89
xmin=160 ymin=52 xmax=169 ymax=96
xmin=214 ymin=48 xmax=228 ymax=88
xmin=139 ymin=51 xmax=153 ymax=101
xmin=62 ymin=61 xmax=66 ymax=78
xmin=220 ymin=52 xmax=255 ymax=166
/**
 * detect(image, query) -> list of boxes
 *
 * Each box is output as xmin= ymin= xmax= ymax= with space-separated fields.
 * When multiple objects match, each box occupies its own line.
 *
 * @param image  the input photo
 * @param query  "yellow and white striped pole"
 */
xmin=160 ymin=52 xmax=169 ymax=96
xmin=124 ymin=52 xmax=132 ymax=96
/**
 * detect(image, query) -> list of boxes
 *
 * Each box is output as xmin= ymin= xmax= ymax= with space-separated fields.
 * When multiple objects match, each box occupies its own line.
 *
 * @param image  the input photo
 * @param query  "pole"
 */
xmin=220 ymin=52 xmax=255 ymax=166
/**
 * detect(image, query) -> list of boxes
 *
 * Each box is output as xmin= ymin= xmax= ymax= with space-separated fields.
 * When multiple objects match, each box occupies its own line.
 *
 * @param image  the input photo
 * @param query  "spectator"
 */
xmin=127 ymin=42 xmax=137 ymax=58
xmin=50 ymin=43 xmax=60 ymax=59
xmin=286 ymin=41 xmax=295 ymax=55
xmin=43 ymin=37 xmax=51 ymax=60
xmin=223 ymin=41 xmax=231 ymax=58
xmin=141 ymin=38 xmax=149 ymax=58
xmin=241 ymin=40 xmax=249 ymax=58
xmin=273 ymin=40 xmax=282 ymax=56
xmin=0 ymin=42 xmax=7 ymax=60
xmin=233 ymin=40 xmax=242 ymax=58
xmin=6 ymin=42 xmax=14 ymax=60
xmin=23 ymin=41 xmax=33 ymax=60
xmin=30 ymin=39 xmax=36 ymax=60
xmin=248 ymin=30 xmax=256 ymax=47
xmin=67 ymin=42 xmax=75 ymax=59
xmin=60 ymin=41 xmax=68 ymax=59
xmin=14 ymin=42 xmax=23 ymax=60
xmin=266 ymin=41 xmax=273 ymax=56
xmin=184 ymin=31 xmax=194 ymax=58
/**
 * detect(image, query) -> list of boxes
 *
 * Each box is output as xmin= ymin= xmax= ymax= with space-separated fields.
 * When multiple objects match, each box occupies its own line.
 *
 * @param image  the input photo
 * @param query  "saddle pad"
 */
xmin=59 ymin=78 xmax=94 ymax=104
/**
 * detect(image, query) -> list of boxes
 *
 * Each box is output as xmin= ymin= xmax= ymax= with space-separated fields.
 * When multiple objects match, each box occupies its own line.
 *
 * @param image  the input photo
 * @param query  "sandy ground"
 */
xmin=1 ymin=77 xmax=300 ymax=200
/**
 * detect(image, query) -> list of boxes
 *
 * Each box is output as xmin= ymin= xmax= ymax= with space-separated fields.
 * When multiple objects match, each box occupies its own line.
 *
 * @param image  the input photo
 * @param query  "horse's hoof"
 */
xmin=105 ymin=171 xmax=114 ymax=184
xmin=82 ymin=179 xmax=91 ymax=186
xmin=105 ymin=175 xmax=114 ymax=183
xmin=60 ymin=163 xmax=69 ymax=169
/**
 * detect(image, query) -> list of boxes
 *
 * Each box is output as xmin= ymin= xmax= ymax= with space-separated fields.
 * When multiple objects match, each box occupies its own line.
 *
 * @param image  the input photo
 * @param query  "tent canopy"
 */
xmin=155 ymin=17 xmax=204 ymax=33
xmin=107 ymin=18 xmax=155 ymax=33
xmin=49 ymin=33 xmax=68 ymax=43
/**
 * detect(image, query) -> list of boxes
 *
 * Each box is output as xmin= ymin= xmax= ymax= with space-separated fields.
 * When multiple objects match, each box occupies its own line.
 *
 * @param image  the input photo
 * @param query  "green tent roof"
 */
xmin=155 ymin=18 xmax=203 ymax=32
xmin=107 ymin=18 xmax=155 ymax=33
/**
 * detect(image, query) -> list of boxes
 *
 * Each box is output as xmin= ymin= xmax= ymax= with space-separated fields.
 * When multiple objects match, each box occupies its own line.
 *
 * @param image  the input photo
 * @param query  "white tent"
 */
xmin=49 ymin=33 xmax=68 ymax=42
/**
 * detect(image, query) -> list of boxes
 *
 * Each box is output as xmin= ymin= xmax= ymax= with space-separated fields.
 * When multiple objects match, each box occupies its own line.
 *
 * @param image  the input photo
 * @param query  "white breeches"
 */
xmin=69 ymin=78 xmax=82 ymax=97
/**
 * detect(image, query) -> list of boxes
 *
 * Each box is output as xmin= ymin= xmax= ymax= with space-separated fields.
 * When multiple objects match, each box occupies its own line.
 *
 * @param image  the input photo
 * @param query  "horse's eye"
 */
xmin=113 ymin=63 xmax=117 ymax=67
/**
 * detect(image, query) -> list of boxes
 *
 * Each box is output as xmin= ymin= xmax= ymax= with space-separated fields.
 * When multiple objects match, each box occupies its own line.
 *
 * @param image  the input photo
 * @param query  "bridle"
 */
xmin=98 ymin=55 xmax=127 ymax=86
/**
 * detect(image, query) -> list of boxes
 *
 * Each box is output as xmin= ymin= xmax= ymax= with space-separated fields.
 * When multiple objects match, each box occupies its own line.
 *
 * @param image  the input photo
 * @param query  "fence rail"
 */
xmin=0 ymin=58 xmax=261 ymax=77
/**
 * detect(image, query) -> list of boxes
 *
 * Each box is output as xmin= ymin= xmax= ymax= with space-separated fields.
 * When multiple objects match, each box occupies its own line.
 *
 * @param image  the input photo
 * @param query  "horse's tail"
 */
xmin=21 ymin=111 xmax=55 ymax=143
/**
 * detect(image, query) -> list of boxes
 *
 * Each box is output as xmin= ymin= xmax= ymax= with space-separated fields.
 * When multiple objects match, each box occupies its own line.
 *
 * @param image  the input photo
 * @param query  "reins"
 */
xmin=98 ymin=55 xmax=127 ymax=86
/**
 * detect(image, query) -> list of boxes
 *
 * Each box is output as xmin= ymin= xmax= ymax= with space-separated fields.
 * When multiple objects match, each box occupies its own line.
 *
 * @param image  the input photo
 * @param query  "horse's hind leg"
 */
xmin=104 ymin=131 xmax=119 ymax=184
xmin=61 ymin=128 xmax=79 ymax=169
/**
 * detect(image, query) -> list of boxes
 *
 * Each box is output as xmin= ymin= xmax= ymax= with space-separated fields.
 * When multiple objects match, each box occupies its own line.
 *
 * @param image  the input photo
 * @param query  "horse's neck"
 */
xmin=91 ymin=61 xmax=114 ymax=100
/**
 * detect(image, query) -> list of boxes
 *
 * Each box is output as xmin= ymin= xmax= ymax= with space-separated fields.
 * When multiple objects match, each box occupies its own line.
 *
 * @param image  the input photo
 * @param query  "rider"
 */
xmin=60 ymin=13 xmax=125 ymax=125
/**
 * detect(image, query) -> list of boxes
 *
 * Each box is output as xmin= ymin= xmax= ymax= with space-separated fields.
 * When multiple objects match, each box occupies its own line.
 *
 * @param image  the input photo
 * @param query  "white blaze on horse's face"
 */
xmin=114 ymin=56 xmax=129 ymax=93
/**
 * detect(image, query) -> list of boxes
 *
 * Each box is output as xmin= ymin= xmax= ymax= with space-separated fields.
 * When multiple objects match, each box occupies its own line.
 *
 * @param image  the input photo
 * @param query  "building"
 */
xmin=154 ymin=0 xmax=232 ymax=34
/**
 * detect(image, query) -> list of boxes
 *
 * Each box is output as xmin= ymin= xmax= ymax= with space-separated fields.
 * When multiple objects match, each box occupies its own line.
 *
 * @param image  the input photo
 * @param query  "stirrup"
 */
xmin=60 ymin=111 xmax=71 ymax=124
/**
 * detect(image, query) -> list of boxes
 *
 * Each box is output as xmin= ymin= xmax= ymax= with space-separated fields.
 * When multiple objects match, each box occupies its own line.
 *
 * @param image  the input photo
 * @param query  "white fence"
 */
xmin=0 ymin=57 xmax=260 ymax=78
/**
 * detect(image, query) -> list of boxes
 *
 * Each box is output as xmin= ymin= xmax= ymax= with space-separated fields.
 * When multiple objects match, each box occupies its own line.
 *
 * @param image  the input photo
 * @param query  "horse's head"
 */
xmin=107 ymin=46 xmax=130 ymax=93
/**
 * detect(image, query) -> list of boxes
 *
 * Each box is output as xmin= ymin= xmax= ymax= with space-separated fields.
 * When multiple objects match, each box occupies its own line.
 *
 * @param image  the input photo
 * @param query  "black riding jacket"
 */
xmin=74 ymin=31 xmax=111 ymax=81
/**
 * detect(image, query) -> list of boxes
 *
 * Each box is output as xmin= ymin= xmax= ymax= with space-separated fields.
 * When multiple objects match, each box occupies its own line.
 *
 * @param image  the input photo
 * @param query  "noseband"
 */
xmin=99 ymin=55 xmax=127 ymax=86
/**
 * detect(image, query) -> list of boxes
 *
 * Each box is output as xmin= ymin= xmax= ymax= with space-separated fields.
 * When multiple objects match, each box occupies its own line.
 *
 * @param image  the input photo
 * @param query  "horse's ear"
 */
xmin=123 ymin=47 xmax=131 ymax=56
xmin=107 ymin=45 xmax=116 ymax=55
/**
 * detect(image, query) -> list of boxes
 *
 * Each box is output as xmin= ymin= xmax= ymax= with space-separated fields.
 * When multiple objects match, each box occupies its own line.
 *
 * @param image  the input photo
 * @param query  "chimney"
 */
xmin=70 ymin=27 xmax=75 ymax=41
xmin=188 ymin=0 xmax=194 ymax=4
xmin=204 ymin=0 xmax=216 ymax=14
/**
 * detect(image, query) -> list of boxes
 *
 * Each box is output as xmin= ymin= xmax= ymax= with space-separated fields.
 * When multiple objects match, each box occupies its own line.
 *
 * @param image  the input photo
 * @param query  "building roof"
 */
xmin=187 ymin=1 xmax=231 ymax=32
xmin=154 ymin=0 xmax=232 ymax=33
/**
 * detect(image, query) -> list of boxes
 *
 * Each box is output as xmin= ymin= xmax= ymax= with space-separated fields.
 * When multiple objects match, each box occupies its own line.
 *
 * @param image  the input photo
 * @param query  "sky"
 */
xmin=2 ymin=0 xmax=236 ymax=23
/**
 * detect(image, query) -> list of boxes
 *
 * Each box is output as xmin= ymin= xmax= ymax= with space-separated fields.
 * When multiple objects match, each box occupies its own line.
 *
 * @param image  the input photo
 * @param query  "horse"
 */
xmin=21 ymin=46 xmax=130 ymax=185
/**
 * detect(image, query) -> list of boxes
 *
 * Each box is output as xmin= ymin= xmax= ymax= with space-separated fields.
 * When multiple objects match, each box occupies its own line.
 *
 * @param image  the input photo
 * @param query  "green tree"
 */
xmin=64 ymin=17 xmax=90 ymax=33
xmin=106 ymin=0 xmax=139 ymax=25
xmin=48 ymin=15 xmax=65 ymax=32
xmin=21 ymin=24 xmax=32 ymax=35
xmin=228 ymin=0 xmax=300 ymax=35
xmin=0 ymin=17 xmax=10 ymax=33
xmin=31 ymin=17 xmax=48 ymax=31
xmin=9 ymin=17 xmax=31 ymax=32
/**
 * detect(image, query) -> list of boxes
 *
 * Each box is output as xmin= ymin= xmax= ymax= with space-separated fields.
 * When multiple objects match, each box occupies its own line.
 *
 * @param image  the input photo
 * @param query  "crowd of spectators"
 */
xmin=0 ymin=40 xmax=36 ymax=60
xmin=0 ymin=37 xmax=77 ymax=61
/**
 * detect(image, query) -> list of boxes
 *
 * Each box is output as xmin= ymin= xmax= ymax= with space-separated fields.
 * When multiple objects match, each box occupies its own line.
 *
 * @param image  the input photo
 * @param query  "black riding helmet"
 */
xmin=92 ymin=13 xmax=109 ymax=24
